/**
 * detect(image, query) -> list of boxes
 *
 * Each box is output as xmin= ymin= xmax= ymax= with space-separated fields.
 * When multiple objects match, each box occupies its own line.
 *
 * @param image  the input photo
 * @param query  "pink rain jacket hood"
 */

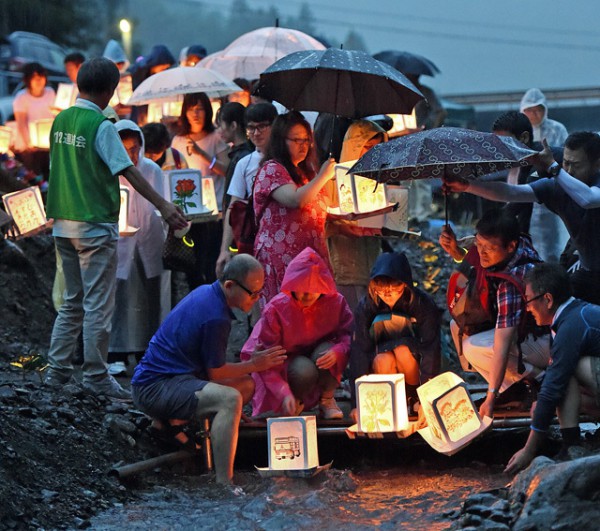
xmin=241 ymin=247 xmax=353 ymax=415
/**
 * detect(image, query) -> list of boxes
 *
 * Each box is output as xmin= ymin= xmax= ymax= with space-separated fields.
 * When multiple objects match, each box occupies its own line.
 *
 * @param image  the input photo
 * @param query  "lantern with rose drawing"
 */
xmin=356 ymin=374 xmax=409 ymax=433
xmin=417 ymin=372 xmax=492 ymax=455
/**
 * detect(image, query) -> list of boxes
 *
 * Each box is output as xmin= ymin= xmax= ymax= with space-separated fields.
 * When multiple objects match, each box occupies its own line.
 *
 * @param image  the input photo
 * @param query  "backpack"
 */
xmin=447 ymin=244 xmax=540 ymax=372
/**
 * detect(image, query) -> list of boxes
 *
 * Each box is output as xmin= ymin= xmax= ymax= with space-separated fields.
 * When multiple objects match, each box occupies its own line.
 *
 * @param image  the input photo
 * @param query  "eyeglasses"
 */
xmin=232 ymin=279 xmax=261 ymax=298
xmin=525 ymin=293 xmax=545 ymax=306
xmin=286 ymin=137 xmax=312 ymax=146
xmin=375 ymin=286 xmax=404 ymax=297
xmin=246 ymin=123 xmax=271 ymax=135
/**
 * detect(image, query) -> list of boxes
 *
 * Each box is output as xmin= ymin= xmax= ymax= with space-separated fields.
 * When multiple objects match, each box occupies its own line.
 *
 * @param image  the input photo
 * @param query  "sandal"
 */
xmin=148 ymin=419 xmax=202 ymax=453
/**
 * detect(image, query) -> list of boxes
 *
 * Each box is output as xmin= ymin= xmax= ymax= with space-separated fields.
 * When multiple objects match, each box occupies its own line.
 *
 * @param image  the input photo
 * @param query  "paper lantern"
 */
xmin=54 ymin=83 xmax=78 ymax=110
xmin=335 ymin=160 xmax=388 ymax=215
xmin=1 ymin=186 xmax=48 ymax=238
xmin=201 ymin=177 xmax=218 ymax=214
xmin=110 ymin=74 xmax=133 ymax=107
xmin=417 ymin=372 xmax=492 ymax=455
xmin=28 ymin=119 xmax=53 ymax=149
xmin=266 ymin=416 xmax=319 ymax=471
xmin=147 ymin=101 xmax=184 ymax=122
xmin=0 ymin=125 xmax=12 ymax=153
xmin=387 ymin=110 xmax=418 ymax=138
xmin=118 ymin=186 xmax=139 ymax=236
xmin=383 ymin=185 xmax=409 ymax=232
xmin=356 ymin=374 xmax=408 ymax=433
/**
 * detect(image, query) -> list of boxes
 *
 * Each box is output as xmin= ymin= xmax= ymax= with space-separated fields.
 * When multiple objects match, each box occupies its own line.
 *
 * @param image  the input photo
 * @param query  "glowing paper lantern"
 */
xmin=335 ymin=160 xmax=388 ymax=215
xmin=356 ymin=374 xmax=408 ymax=433
xmin=387 ymin=110 xmax=418 ymax=138
xmin=54 ymin=83 xmax=78 ymax=110
xmin=266 ymin=416 xmax=319 ymax=471
xmin=2 ymin=186 xmax=49 ymax=238
xmin=201 ymin=177 xmax=218 ymax=214
xmin=417 ymin=372 xmax=492 ymax=455
xmin=383 ymin=185 xmax=409 ymax=232
xmin=0 ymin=125 xmax=12 ymax=153
xmin=29 ymin=119 xmax=54 ymax=149
xmin=147 ymin=101 xmax=183 ymax=123
xmin=118 ymin=186 xmax=139 ymax=237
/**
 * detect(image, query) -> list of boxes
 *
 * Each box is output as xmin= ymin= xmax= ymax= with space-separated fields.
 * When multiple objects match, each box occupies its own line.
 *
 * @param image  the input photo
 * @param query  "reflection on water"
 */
xmin=89 ymin=465 xmax=506 ymax=530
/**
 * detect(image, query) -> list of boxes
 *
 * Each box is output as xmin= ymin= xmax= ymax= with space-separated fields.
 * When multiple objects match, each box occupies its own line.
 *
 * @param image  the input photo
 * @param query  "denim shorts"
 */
xmin=132 ymin=374 xmax=208 ymax=420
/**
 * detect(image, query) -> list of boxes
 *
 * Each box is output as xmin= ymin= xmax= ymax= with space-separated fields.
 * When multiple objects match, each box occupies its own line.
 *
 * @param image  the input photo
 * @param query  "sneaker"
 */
xmin=44 ymin=369 xmax=72 ymax=388
xmin=108 ymin=361 xmax=127 ymax=376
xmin=83 ymin=375 xmax=131 ymax=401
xmin=319 ymin=397 xmax=343 ymax=420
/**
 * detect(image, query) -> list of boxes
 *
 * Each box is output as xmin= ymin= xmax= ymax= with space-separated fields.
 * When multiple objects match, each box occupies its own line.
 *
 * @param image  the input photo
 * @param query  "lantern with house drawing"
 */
xmin=29 ymin=119 xmax=53 ymax=149
xmin=417 ymin=372 xmax=492 ymax=455
xmin=356 ymin=374 xmax=409 ymax=433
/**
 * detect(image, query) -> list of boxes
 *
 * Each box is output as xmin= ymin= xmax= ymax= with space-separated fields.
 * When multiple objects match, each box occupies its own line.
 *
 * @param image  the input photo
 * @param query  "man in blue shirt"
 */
xmin=505 ymin=263 xmax=600 ymax=474
xmin=132 ymin=254 xmax=286 ymax=485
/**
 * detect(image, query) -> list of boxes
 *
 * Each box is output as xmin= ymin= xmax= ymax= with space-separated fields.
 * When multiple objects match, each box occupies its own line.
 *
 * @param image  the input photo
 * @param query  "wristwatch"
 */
xmin=547 ymin=162 xmax=560 ymax=177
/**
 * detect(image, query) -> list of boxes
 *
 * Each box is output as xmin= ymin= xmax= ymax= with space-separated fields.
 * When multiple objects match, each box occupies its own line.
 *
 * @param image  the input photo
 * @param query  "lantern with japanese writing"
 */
xmin=265 ymin=416 xmax=319 ymax=471
xmin=356 ymin=374 xmax=409 ymax=433
xmin=29 ymin=119 xmax=54 ymax=149
xmin=0 ymin=125 xmax=12 ymax=154
xmin=2 ymin=186 xmax=48 ymax=238
xmin=417 ymin=372 xmax=492 ymax=455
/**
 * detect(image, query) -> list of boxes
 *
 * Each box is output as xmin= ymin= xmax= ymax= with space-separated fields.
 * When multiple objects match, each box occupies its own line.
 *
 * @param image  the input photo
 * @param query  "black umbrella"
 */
xmin=349 ymin=127 xmax=538 ymax=224
xmin=253 ymin=48 xmax=424 ymax=119
xmin=373 ymin=50 xmax=440 ymax=77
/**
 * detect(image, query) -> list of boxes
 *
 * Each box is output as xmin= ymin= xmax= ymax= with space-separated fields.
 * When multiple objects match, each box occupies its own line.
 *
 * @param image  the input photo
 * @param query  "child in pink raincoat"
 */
xmin=241 ymin=247 xmax=353 ymax=419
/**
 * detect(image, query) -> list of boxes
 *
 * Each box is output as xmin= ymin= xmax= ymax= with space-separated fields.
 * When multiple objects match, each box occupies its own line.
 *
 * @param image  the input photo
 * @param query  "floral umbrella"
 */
xmin=126 ymin=66 xmax=241 ymax=105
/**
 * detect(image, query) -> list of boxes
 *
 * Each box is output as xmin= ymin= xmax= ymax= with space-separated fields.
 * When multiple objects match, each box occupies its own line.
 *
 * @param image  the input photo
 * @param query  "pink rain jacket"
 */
xmin=241 ymin=247 xmax=353 ymax=416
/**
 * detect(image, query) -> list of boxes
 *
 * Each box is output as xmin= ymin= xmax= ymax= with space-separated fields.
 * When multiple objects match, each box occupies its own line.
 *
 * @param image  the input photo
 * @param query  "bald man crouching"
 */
xmin=131 ymin=255 xmax=286 ymax=485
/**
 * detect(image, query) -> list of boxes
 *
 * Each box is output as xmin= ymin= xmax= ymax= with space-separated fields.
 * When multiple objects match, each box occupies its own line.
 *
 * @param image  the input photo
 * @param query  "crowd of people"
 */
xmin=2 ymin=38 xmax=600 ymax=488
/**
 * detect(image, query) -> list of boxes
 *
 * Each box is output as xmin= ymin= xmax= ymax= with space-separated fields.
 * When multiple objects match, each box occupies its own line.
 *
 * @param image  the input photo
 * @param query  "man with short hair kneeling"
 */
xmin=505 ymin=263 xmax=600 ymax=474
xmin=131 ymin=254 xmax=286 ymax=485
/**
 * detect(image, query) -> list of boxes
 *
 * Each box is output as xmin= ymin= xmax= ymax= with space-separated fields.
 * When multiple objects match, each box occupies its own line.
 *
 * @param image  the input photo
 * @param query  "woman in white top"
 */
xmin=171 ymin=92 xmax=230 ymax=288
xmin=12 ymin=62 xmax=56 ymax=180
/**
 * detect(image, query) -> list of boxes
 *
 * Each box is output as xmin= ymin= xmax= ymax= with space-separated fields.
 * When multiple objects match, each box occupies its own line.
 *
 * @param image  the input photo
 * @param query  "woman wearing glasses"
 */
xmin=253 ymin=111 xmax=336 ymax=306
xmin=348 ymin=251 xmax=442 ymax=421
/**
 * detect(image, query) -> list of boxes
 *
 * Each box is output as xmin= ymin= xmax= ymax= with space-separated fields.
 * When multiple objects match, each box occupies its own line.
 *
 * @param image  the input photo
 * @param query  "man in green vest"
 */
xmin=44 ymin=57 xmax=187 ymax=399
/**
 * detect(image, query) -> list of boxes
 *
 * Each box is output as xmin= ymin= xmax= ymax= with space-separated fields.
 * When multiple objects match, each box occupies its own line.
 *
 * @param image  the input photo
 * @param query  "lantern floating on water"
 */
xmin=417 ymin=372 xmax=492 ymax=455
xmin=255 ymin=415 xmax=331 ymax=477
xmin=29 ymin=119 xmax=53 ymax=149
xmin=356 ymin=374 xmax=409 ymax=433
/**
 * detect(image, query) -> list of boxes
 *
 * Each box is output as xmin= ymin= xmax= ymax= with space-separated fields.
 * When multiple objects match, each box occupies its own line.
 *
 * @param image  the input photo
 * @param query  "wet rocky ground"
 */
xmin=2 ymin=230 xmax=600 ymax=530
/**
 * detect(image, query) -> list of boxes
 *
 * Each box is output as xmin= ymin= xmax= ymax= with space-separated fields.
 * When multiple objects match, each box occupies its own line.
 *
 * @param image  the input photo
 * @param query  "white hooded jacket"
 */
xmin=519 ymin=88 xmax=568 ymax=146
xmin=114 ymin=120 xmax=167 ymax=280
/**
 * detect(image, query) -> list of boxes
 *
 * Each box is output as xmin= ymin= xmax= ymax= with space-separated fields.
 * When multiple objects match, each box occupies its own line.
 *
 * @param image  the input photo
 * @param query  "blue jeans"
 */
xmin=47 ymin=235 xmax=117 ymax=382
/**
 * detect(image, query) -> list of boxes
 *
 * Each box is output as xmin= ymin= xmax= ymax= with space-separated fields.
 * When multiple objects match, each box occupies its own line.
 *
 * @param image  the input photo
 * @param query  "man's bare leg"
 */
xmin=194 ymin=382 xmax=242 ymax=484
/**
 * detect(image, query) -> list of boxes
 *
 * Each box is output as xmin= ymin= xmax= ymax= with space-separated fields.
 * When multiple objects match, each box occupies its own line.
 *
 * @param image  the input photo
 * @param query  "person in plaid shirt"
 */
xmin=440 ymin=209 xmax=551 ymax=418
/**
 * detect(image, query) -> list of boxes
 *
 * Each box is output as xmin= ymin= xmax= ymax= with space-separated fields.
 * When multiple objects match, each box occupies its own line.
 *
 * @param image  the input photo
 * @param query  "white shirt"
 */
xmin=226 ymin=150 xmax=262 ymax=199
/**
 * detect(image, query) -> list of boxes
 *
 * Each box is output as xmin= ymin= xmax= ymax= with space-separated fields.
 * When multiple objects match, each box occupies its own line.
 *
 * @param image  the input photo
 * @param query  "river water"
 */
xmin=88 ymin=430 xmax=523 ymax=530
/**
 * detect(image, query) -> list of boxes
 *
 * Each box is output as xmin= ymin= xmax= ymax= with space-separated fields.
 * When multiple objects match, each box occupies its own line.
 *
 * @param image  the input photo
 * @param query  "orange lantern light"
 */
xmin=356 ymin=374 xmax=409 ymax=433
xmin=0 ymin=125 xmax=12 ymax=154
xmin=28 ymin=119 xmax=53 ymax=149
xmin=54 ymin=83 xmax=78 ymax=110
xmin=417 ymin=372 xmax=492 ymax=455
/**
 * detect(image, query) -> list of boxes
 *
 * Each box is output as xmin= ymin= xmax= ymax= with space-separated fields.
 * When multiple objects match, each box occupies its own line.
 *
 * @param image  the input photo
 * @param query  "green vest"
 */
xmin=46 ymin=107 xmax=119 ymax=223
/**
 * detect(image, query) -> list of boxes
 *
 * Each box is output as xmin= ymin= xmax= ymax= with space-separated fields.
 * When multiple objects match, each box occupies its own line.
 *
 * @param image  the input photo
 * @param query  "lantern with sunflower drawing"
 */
xmin=356 ymin=374 xmax=408 ymax=433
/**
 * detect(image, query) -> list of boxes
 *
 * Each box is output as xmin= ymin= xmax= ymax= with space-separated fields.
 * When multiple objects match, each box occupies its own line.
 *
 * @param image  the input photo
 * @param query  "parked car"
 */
xmin=0 ymin=32 xmax=68 ymax=97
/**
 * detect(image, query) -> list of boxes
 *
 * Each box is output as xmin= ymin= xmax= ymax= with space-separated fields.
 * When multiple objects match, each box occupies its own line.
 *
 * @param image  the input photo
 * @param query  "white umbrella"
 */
xmin=126 ymin=66 xmax=241 ymax=105
xmin=198 ymin=26 xmax=326 ymax=81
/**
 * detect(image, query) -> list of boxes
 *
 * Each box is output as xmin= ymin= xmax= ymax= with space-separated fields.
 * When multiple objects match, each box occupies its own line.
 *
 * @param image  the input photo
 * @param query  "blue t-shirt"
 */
xmin=131 ymin=281 xmax=234 ymax=386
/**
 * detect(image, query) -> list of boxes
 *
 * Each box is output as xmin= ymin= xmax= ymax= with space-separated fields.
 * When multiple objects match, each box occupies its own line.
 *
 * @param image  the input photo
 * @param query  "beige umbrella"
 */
xmin=126 ymin=66 xmax=241 ymax=105
xmin=198 ymin=26 xmax=325 ymax=80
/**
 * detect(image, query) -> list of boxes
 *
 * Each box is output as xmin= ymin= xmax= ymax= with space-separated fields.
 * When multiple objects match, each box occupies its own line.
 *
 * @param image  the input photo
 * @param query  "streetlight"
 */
xmin=119 ymin=18 xmax=132 ymax=61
